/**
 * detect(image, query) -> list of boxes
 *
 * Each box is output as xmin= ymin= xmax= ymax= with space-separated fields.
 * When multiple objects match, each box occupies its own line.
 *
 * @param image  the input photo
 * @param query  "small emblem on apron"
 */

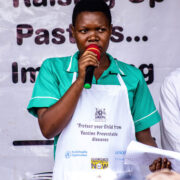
xmin=91 ymin=158 xmax=108 ymax=169
xmin=95 ymin=108 xmax=106 ymax=122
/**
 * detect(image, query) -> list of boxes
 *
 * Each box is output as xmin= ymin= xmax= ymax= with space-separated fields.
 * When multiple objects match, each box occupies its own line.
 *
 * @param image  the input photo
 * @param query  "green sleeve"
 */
xmin=132 ymin=70 xmax=161 ymax=132
xmin=27 ymin=59 xmax=60 ymax=117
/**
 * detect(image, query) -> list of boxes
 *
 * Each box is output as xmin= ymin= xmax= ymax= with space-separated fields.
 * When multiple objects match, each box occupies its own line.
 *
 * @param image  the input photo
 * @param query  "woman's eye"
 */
xmin=98 ymin=28 xmax=106 ymax=33
xmin=79 ymin=29 xmax=87 ymax=33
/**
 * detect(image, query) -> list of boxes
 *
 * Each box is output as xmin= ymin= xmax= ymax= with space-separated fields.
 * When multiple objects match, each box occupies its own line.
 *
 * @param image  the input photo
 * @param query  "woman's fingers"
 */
xmin=167 ymin=161 xmax=172 ymax=169
xmin=77 ymin=51 xmax=99 ymax=80
xmin=149 ymin=158 xmax=172 ymax=172
xmin=156 ymin=158 xmax=162 ymax=170
xmin=149 ymin=160 xmax=157 ymax=172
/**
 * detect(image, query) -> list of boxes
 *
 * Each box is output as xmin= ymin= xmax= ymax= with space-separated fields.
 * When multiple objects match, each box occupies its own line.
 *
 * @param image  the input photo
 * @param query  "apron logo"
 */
xmin=91 ymin=158 xmax=108 ymax=169
xmin=95 ymin=108 xmax=106 ymax=122
xmin=65 ymin=151 xmax=71 ymax=159
xmin=65 ymin=151 xmax=87 ymax=158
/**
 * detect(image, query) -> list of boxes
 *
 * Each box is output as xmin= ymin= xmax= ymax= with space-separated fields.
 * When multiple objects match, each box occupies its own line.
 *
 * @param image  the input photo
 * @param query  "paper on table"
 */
xmin=124 ymin=141 xmax=180 ymax=176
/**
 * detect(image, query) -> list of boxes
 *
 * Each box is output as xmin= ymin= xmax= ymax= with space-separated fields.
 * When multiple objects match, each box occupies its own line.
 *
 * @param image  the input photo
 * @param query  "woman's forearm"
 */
xmin=37 ymin=78 xmax=84 ymax=139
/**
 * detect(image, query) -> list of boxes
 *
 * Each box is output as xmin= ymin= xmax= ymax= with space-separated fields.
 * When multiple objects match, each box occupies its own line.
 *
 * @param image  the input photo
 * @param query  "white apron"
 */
xmin=53 ymin=71 xmax=136 ymax=180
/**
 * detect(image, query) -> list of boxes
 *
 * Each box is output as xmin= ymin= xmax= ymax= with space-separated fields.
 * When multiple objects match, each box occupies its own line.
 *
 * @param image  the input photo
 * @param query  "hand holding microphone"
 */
xmin=84 ymin=44 xmax=100 ymax=89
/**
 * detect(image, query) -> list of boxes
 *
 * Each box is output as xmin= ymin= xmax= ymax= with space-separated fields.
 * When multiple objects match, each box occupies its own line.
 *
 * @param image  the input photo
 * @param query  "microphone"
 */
xmin=84 ymin=44 xmax=100 ymax=89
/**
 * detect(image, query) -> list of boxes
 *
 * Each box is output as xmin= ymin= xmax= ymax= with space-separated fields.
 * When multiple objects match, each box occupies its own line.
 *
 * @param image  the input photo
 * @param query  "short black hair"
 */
xmin=72 ymin=0 xmax=112 ymax=26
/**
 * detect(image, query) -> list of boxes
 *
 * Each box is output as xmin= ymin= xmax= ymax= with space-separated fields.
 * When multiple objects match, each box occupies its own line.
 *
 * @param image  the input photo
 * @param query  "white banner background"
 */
xmin=0 ymin=0 xmax=180 ymax=179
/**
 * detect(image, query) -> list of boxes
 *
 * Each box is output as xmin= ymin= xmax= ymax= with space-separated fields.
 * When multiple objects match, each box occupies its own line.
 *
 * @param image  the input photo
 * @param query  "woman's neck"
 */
xmin=94 ymin=54 xmax=110 ymax=81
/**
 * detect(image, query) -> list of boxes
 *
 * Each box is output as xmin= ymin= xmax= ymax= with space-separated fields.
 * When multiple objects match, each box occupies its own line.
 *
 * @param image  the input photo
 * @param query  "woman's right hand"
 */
xmin=77 ymin=50 xmax=99 ymax=82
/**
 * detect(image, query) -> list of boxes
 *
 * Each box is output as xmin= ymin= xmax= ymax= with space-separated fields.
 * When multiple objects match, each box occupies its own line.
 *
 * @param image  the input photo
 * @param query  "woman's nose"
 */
xmin=88 ymin=31 xmax=99 ymax=42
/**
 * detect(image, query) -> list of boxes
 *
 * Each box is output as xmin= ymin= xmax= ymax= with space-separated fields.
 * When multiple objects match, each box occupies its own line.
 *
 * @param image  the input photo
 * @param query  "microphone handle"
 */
xmin=84 ymin=66 xmax=95 ymax=89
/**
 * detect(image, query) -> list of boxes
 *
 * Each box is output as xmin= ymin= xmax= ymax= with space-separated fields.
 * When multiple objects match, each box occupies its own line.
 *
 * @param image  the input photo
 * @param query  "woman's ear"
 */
xmin=70 ymin=24 xmax=76 ymax=43
xmin=71 ymin=24 xmax=75 ymax=38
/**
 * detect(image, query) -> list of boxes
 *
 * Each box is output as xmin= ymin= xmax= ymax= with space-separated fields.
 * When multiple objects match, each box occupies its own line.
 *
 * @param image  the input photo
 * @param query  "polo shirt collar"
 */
xmin=107 ymin=53 xmax=125 ymax=76
xmin=66 ymin=51 xmax=79 ymax=73
xmin=66 ymin=51 xmax=126 ymax=76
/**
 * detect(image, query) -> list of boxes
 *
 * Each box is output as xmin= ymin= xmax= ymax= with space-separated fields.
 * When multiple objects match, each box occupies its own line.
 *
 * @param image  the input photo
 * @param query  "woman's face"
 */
xmin=72 ymin=11 xmax=112 ymax=56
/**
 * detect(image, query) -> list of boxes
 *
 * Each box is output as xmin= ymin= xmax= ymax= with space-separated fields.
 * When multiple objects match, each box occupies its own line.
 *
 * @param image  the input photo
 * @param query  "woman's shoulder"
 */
xmin=114 ymin=58 xmax=143 ymax=79
xmin=43 ymin=56 xmax=72 ymax=66
xmin=40 ymin=56 xmax=72 ymax=71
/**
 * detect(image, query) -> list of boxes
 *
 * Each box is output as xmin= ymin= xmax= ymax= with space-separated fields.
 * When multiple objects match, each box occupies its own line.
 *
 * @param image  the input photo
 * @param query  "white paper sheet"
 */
xmin=124 ymin=141 xmax=180 ymax=177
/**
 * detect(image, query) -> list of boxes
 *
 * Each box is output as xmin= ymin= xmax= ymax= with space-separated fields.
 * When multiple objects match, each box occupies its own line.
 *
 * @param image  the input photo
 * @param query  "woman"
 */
xmin=27 ymin=0 xmax=171 ymax=179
